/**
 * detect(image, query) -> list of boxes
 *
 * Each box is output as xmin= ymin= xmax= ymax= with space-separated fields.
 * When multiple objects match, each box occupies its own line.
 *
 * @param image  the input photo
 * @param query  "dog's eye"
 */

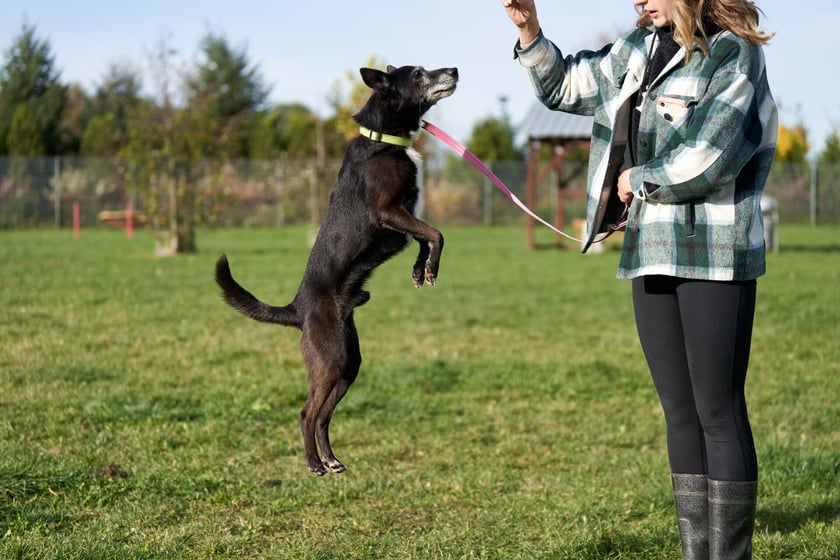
xmin=411 ymin=68 xmax=424 ymax=80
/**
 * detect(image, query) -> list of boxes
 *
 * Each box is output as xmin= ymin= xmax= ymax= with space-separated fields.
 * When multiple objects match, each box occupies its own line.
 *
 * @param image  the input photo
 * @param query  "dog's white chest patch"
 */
xmin=406 ymin=147 xmax=424 ymax=218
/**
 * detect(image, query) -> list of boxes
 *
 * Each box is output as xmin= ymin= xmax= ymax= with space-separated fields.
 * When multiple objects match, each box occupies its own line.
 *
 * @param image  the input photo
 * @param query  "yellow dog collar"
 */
xmin=359 ymin=126 xmax=414 ymax=147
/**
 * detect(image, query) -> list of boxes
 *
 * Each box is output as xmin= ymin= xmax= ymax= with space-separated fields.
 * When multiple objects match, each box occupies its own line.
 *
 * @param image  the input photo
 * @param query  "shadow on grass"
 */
xmin=760 ymin=501 xmax=840 ymax=534
xmin=553 ymin=528 xmax=677 ymax=560
xmin=759 ymin=449 xmax=840 ymax=537
xmin=775 ymin=243 xmax=840 ymax=254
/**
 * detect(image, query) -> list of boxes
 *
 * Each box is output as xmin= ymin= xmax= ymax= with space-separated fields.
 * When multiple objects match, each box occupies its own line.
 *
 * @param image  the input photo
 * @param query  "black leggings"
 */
xmin=632 ymin=276 xmax=758 ymax=482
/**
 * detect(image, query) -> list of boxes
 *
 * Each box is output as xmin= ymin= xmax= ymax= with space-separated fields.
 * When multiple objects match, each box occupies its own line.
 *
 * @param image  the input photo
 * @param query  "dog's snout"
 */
xmin=431 ymin=67 xmax=458 ymax=83
xmin=426 ymin=67 xmax=458 ymax=102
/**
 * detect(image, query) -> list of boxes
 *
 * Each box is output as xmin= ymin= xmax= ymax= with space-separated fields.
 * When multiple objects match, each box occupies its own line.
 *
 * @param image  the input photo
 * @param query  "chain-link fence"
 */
xmin=1 ymin=156 xmax=837 ymax=230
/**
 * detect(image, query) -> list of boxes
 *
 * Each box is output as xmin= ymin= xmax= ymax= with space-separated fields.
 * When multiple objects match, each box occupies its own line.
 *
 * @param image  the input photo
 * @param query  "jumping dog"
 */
xmin=215 ymin=65 xmax=458 ymax=475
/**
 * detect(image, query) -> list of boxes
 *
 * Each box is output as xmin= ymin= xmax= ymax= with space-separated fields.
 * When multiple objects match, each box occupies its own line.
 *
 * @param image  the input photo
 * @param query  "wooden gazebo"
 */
xmin=520 ymin=102 xmax=593 ymax=249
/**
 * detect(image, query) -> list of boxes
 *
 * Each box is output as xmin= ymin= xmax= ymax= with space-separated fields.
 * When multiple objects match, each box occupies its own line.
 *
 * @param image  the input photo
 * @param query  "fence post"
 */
xmin=73 ymin=200 xmax=80 ymax=239
xmin=810 ymin=159 xmax=818 ymax=226
xmin=126 ymin=202 xmax=134 ymax=239
xmin=276 ymin=160 xmax=285 ymax=227
xmin=54 ymin=156 xmax=61 ymax=228
xmin=483 ymin=175 xmax=493 ymax=226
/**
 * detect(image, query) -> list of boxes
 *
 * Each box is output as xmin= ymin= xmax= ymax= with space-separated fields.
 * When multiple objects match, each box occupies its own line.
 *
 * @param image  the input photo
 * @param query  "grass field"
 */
xmin=1 ymin=224 xmax=838 ymax=559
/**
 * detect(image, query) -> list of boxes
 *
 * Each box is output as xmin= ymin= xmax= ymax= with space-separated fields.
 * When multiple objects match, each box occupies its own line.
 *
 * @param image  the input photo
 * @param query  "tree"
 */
xmin=775 ymin=123 xmax=809 ymax=164
xmin=184 ymin=33 xmax=269 ymax=159
xmin=819 ymin=131 xmax=840 ymax=164
xmin=0 ymin=23 xmax=65 ymax=155
xmin=58 ymin=84 xmax=91 ymax=155
xmin=121 ymin=35 xmax=192 ymax=255
xmin=7 ymin=102 xmax=44 ymax=155
xmin=250 ymin=103 xmax=319 ymax=159
xmin=465 ymin=96 xmax=524 ymax=163
xmin=121 ymin=33 xmax=271 ymax=255
xmin=81 ymin=63 xmax=142 ymax=156
xmin=443 ymin=97 xmax=524 ymax=183
xmin=81 ymin=113 xmax=120 ymax=157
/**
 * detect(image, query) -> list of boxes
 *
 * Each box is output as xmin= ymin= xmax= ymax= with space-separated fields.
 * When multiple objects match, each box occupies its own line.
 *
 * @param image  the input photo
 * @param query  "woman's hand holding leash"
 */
xmin=617 ymin=168 xmax=634 ymax=204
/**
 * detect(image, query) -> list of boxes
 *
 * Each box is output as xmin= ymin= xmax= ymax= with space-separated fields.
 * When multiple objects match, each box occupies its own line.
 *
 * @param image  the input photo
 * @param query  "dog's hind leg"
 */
xmin=299 ymin=373 xmax=335 ymax=476
xmin=315 ymin=315 xmax=361 ymax=473
xmin=299 ymin=311 xmax=345 ymax=476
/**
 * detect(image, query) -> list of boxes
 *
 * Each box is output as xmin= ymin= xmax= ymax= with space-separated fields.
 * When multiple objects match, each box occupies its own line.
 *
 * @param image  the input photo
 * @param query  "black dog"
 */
xmin=215 ymin=65 xmax=458 ymax=475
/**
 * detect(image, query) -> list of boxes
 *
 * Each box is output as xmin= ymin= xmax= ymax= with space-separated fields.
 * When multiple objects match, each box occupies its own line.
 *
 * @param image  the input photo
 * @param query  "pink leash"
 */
xmin=422 ymin=120 xmax=581 ymax=242
xmin=421 ymin=120 xmax=627 ymax=244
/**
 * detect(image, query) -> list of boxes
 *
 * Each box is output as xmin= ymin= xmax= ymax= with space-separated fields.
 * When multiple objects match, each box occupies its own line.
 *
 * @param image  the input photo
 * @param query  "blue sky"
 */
xmin=2 ymin=1 xmax=837 ymax=157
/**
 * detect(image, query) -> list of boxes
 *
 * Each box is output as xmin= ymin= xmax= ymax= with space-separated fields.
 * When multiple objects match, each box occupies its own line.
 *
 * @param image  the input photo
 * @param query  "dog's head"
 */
xmin=355 ymin=65 xmax=458 ymax=132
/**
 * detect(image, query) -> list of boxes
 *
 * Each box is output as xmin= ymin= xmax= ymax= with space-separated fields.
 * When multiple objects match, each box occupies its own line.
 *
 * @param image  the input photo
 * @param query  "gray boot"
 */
xmin=709 ymin=479 xmax=758 ymax=560
xmin=671 ymin=474 xmax=709 ymax=560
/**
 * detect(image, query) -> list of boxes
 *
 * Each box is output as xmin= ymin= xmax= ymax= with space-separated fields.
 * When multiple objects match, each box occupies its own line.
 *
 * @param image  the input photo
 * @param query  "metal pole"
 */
xmin=53 ymin=156 xmax=61 ymax=228
xmin=276 ymin=160 xmax=285 ymax=227
xmin=810 ymin=159 xmax=818 ymax=226
xmin=483 ymin=175 xmax=492 ymax=226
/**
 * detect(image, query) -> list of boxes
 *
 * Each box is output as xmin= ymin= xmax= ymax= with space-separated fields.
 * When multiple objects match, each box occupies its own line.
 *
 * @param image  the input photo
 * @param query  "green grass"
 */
xmin=1 ymin=224 xmax=838 ymax=559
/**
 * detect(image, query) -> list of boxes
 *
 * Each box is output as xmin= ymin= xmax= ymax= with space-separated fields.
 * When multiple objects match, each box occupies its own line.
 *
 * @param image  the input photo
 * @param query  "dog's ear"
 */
xmin=359 ymin=67 xmax=390 ymax=91
xmin=386 ymin=64 xmax=397 ymax=73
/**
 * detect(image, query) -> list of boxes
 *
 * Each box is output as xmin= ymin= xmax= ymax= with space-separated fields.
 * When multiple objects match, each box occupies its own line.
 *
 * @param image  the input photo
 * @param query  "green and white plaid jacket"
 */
xmin=516 ymin=26 xmax=778 ymax=281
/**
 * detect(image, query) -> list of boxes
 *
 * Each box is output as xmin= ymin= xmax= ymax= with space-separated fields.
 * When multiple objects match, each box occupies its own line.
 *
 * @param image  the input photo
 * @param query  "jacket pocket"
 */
xmin=655 ymin=95 xmax=695 ymax=126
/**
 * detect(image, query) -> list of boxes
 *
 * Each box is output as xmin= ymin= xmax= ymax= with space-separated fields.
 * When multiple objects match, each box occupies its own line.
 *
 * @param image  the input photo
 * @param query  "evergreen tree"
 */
xmin=820 ymin=131 xmax=840 ymax=164
xmin=467 ymin=117 xmax=523 ymax=163
xmin=58 ymin=84 xmax=92 ymax=155
xmin=250 ymin=103 xmax=321 ymax=159
xmin=184 ymin=33 xmax=269 ymax=159
xmin=81 ymin=63 xmax=142 ymax=156
xmin=7 ymin=102 xmax=44 ymax=155
xmin=466 ymin=96 xmax=524 ymax=163
xmin=0 ymin=24 xmax=65 ymax=155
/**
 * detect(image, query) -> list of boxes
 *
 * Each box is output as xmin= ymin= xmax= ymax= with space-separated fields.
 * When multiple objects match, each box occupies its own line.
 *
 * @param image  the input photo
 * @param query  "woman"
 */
xmin=501 ymin=0 xmax=776 ymax=558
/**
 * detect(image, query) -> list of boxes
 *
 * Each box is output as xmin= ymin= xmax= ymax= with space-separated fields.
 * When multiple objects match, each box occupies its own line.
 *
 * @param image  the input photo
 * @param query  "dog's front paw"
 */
xmin=413 ymin=262 xmax=438 ymax=287
xmin=424 ymin=261 xmax=438 ymax=286
xmin=412 ymin=266 xmax=425 ymax=288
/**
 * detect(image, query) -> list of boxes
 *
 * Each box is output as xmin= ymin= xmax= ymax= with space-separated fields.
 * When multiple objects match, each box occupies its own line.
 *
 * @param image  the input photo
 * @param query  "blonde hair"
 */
xmin=637 ymin=0 xmax=774 ymax=60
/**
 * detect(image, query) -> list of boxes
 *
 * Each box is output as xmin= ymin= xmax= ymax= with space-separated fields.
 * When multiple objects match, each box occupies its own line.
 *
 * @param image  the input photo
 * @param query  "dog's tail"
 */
xmin=215 ymin=255 xmax=302 ymax=328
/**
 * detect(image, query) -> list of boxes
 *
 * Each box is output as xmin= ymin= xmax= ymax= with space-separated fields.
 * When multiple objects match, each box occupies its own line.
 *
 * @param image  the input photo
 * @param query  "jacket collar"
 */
xmin=600 ymin=27 xmax=687 ymax=92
